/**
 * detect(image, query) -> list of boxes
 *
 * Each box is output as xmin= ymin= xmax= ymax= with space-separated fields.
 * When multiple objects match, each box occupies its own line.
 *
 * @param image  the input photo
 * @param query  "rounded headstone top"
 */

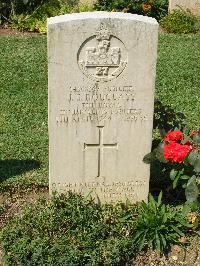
xmin=48 ymin=11 xmax=158 ymax=26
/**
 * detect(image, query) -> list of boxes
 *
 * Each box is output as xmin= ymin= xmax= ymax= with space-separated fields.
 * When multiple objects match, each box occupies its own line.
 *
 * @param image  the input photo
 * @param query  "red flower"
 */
xmin=163 ymin=141 xmax=192 ymax=163
xmin=142 ymin=3 xmax=152 ymax=12
xmin=164 ymin=130 xmax=183 ymax=142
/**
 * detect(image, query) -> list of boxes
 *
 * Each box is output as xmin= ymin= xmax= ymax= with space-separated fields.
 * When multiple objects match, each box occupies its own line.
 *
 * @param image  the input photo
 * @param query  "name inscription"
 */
xmin=56 ymin=85 xmax=150 ymax=124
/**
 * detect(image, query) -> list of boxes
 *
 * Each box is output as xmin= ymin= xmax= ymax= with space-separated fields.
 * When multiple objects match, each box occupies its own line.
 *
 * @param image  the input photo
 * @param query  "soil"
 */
xmin=0 ymin=26 xmax=41 ymax=36
xmin=133 ymin=241 xmax=200 ymax=266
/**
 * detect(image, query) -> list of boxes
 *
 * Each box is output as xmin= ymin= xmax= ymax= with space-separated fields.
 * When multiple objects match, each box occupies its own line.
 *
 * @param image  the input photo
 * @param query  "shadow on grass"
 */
xmin=0 ymin=159 xmax=40 ymax=181
xmin=153 ymin=99 xmax=186 ymax=137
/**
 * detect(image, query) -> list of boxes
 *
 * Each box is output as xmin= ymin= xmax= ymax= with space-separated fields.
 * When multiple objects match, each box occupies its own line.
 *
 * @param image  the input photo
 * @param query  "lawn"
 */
xmin=0 ymin=35 xmax=48 ymax=191
xmin=0 ymin=33 xmax=199 ymax=191
xmin=156 ymin=34 xmax=200 ymax=128
xmin=0 ymin=32 xmax=199 ymax=265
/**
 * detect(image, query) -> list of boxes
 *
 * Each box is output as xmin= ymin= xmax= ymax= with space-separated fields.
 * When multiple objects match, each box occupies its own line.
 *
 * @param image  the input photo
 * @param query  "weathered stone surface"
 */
xmin=169 ymin=0 xmax=200 ymax=16
xmin=48 ymin=12 xmax=158 ymax=202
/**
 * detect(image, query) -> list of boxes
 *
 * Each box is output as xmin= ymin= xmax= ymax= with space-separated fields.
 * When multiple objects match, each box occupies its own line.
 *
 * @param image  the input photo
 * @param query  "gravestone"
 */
xmin=169 ymin=0 xmax=200 ymax=16
xmin=48 ymin=12 xmax=158 ymax=202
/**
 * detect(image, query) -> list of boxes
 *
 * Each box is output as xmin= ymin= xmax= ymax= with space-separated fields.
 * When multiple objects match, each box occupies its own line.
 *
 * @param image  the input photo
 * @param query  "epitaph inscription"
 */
xmin=52 ymin=179 xmax=147 ymax=201
xmin=78 ymin=23 xmax=127 ymax=82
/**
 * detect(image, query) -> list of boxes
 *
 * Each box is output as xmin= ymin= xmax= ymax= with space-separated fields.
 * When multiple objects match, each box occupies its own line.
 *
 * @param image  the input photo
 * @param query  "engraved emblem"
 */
xmin=78 ymin=23 xmax=128 ymax=82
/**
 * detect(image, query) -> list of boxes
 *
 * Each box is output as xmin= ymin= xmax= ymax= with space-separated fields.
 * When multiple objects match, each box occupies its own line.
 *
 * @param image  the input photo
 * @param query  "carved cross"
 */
xmin=84 ymin=126 xmax=118 ymax=178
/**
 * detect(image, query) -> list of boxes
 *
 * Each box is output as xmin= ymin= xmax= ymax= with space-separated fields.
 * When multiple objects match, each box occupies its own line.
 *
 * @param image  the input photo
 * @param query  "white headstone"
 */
xmin=48 ymin=12 xmax=158 ymax=202
xmin=169 ymin=0 xmax=200 ymax=16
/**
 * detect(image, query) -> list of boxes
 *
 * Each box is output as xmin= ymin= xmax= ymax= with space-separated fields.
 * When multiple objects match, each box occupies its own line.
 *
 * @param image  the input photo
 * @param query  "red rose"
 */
xmin=164 ymin=130 xmax=183 ymax=142
xmin=163 ymin=141 xmax=192 ymax=163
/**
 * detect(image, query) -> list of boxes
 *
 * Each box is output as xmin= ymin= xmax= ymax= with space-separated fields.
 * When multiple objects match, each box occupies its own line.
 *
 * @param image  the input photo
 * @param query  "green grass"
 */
xmin=0 ymin=36 xmax=48 ymax=190
xmin=0 ymin=33 xmax=199 ymax=191
xmin=156 ymin=34 xmax=200 ymax=129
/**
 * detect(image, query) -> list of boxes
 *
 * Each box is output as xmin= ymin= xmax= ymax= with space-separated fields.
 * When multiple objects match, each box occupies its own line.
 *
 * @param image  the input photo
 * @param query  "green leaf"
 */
xmin=143 ymin=152 xmax=155 ymax=164
xmin=180 ymin=175 xmax=190 ymax=180
xmin=185 ymin=176 xmax=199 ymax=203
xmin=184 ymin=151 xmax=191 ymax=165
xmin=179 ymin=221 xmax=194 ymax=228
xmin=118 ymin=214 xmax=132 ymax=222
xmin=133 ymin=230 xmax=145 ymax=242
xmin=149 ymin=194 xmax=157 ymax=211
xmin=160 ymin=204 xmax=166 ymax=214
xmin=171 ymin=169 xmax=188 ymax=188
xmin=160 ymin=234 xmax=167 ymax=249
xmin=194 ymin=158 xmax=200 ymax=173
xmin=155 ymin=143 xmax=168 ymax=163
xmin=193 ymin=134 xmax=200 ymax=145
xmin=170 ymin=169 xmax=178 ymax=181
xmin=157 ymin=191 xmax=163 ymax=206
xmin=140 ymin=201 xmax=148 ymax=212
xmin=162 ymin=211 xmax=167 ymax=223
xmin=155 ymin=231 xmax=161 ymax=252
xmin=171 ymin=225 xmax=184 ymax=236
xmin=187 ymin=150 xmax=199 ymax=166
xmin=173 ymin=174 xmax=180 ymax=189
xmin=138 ymin=230 xmax=147 ymax=251
xmin=181 ymin=205 xmax=191 ymax=217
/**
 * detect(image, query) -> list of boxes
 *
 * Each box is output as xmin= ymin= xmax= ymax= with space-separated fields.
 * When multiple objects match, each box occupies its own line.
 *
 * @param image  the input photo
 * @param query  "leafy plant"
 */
xmin=1 ymin=191 xmax=196 ymax=263
xmin=0 ymin=0 xmax=45 ymax=24
xmin=160 ymin=9 xmax=199 ymax=34
xmin=10 ymin=0 xmax=61 ymax=33
xmin=134 ymin=192 xmax=193 ymax=254
xmin=59 ymin=2 xmax=94 ymax=15
xmin=1 ymin=192 xmax=138 ymax=265
xmin=95 ymin=0 xmax=168 ymax=21
xmin=1 ymin=0 xmax=94 ymax=32
xmin=144 ymin=130 xmax=200 ymax=203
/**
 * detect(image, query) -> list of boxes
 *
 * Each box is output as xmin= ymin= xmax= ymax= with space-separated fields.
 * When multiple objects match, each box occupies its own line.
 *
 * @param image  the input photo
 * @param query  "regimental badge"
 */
xmin=78 ymin=23 xmax=128 ymax=82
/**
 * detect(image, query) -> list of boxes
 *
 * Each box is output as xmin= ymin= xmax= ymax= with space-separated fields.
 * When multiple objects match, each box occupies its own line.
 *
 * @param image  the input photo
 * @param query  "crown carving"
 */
xmin=96 ymin=23 xmax=111 ymax=41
